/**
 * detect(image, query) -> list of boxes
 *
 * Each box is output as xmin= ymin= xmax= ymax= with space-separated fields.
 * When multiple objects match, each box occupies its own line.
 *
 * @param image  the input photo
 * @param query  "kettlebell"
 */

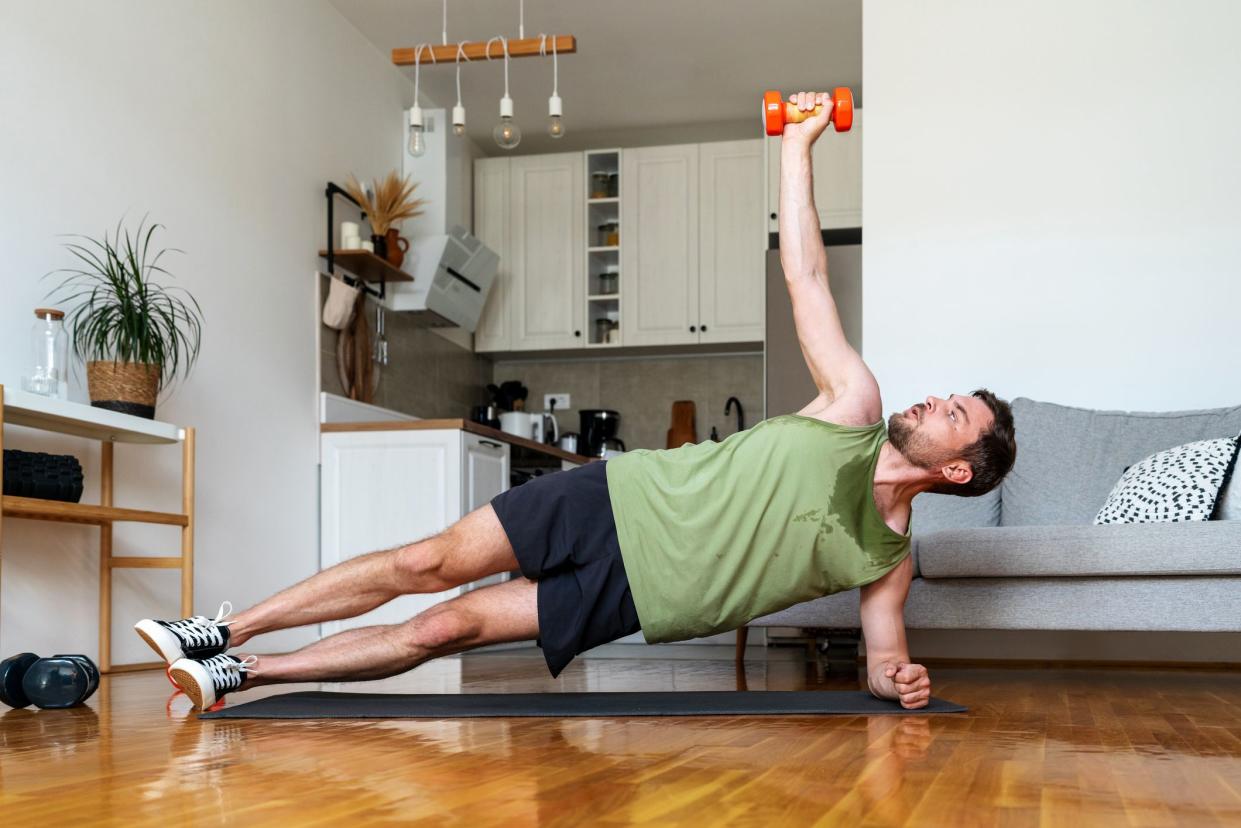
xmin=0 ymin=652 xmax=99 ymax=709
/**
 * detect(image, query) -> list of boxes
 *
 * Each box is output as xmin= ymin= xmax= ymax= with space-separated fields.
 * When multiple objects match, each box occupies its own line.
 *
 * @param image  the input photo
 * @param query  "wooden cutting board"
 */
xmin=667 ymin=400 xmax=697 ymax=449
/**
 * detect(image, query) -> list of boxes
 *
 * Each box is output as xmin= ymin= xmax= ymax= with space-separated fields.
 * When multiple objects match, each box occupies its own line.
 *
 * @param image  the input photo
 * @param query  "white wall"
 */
xmin=863 ymin=0 xmax=1241 ymax=413
xmin=0 ymin=1 xmax=417 ymax=663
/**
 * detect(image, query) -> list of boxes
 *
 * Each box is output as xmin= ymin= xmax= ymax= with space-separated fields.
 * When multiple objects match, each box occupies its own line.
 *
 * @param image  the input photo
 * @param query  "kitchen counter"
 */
xmin=320 ymin=418 xmax=595 ymax=466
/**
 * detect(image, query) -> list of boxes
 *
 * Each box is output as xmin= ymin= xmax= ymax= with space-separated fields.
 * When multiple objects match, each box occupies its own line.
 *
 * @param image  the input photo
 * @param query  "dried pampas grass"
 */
xmin=344 ymin=172 xmax=427 ymax=235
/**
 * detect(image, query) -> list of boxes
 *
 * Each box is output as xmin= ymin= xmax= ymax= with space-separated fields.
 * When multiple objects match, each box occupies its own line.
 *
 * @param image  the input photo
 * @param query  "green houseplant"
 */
xmin=48 ymin=219 xmax=203 ymax=419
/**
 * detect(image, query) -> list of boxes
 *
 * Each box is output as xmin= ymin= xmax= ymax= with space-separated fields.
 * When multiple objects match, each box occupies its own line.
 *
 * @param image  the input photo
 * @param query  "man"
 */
xmin=136 ymin=91 xmax=1016 ymax=712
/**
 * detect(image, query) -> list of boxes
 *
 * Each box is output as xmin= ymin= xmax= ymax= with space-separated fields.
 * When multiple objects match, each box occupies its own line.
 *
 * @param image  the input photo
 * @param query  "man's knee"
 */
xmin=392 ymin=535 xmax=451 ymax=590
xmin=402 ymin=604 xmax=479 ymax=654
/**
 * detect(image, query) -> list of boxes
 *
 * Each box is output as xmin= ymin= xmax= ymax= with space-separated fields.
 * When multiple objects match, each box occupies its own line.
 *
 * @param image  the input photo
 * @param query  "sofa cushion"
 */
xmin=916 ymin=522 xmax=1241 ymax=578
xmin=1094 ymin=436 xmax=1239 ymax=524
xmin=911 ymin=488 xmax=1001 ymax=532
xmin=750 ymin=576 xmax=1241 ymax=632
xmin=1000 ymin=398 xmax=1241 ymax=526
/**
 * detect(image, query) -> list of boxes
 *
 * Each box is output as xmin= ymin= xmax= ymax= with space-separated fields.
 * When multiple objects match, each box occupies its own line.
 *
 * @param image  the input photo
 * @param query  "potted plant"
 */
xmin=343 ymin=171 xmax=426 ymax=267
xmin=48 ymin=219 xmax=203 ymax=419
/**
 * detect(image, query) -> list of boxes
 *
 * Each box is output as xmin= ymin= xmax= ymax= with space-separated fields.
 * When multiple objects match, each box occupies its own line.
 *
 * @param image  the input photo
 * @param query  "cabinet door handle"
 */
xmin=700 ymin=325 xmax=708 ymax=332
xmin=689 ymin=325 xmax=697 ymax=333
xmin=770 ymin=212 xmax=778 ymax=220
xmin=574 ymin=330 xmax=581 ymax=337
xmin=480 ymin=440 xmax=504 ymax=449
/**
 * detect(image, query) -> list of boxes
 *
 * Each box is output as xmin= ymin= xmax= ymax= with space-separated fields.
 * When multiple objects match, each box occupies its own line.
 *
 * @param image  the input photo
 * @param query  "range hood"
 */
xmin=380 ymin=225 xmax=498 ymax=330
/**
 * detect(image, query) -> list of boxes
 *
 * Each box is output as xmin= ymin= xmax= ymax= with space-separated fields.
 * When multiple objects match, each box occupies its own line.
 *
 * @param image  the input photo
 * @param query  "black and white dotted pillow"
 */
xmin=1094 ymin=435 xmax=1241 ymax=524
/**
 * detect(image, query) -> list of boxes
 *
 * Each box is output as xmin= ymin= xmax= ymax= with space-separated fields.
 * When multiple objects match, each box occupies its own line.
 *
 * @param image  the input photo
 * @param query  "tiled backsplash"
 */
xmin=490 ymin=354 xmax=764 ymax=451
xmin=318 ymin=276 xmax=765 ymax=441
xmin=319 ymin=277 xmax=490 ymax=419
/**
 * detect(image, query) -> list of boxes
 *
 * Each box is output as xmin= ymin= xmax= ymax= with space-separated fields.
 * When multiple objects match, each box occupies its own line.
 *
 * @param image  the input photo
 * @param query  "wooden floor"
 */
xmin=1 ymin=647 xmax=1239 ymax=827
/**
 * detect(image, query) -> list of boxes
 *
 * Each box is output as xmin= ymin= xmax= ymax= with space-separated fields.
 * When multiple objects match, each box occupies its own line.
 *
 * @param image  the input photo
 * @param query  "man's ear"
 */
xmin=940 ymin=461 xmax=973 ymax=486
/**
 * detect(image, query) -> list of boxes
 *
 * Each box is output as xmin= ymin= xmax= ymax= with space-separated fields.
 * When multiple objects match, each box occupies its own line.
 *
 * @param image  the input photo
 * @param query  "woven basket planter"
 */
xmin=87 ymin=360 xmax=160 ymax=419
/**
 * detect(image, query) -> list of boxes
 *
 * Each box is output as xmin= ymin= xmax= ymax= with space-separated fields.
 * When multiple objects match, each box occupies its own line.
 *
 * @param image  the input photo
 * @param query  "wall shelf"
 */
xmin=317 ymin=250 xmax=413 ymax=286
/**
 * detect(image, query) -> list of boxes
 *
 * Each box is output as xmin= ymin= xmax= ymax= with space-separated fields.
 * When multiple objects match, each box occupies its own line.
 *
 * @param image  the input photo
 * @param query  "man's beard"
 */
xmin=887 ymin=411 xmax=953 ymax=470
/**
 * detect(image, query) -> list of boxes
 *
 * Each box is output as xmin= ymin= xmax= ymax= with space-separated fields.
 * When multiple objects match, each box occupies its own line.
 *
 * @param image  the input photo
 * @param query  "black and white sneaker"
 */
xmin=134 ymin=602 xmax=234 ymax=664
xmin=169 ymin=654 xmax=258 ymax=710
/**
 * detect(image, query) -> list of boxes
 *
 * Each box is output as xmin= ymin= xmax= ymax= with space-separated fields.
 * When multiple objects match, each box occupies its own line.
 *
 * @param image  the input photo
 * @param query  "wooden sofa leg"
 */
xmin=735 ymin=626 xmax=749 ymax=662
xmin=809 ymin=627 xmax=862 ymax=673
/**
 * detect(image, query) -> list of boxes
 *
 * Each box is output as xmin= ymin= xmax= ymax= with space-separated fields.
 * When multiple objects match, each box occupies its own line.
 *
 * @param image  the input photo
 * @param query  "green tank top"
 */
xmin=605 ymin=415 xmax=911 ymax=644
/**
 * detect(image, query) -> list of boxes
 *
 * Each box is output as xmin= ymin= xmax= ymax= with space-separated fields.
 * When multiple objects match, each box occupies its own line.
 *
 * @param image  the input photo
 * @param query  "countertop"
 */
xmin=320 ymin=418 xmax=596 ymax=465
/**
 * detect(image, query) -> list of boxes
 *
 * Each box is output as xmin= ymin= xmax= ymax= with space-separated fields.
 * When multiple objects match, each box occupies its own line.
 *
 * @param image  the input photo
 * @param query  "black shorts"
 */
xmin=489 ymin=461 xmax=641 ymax=677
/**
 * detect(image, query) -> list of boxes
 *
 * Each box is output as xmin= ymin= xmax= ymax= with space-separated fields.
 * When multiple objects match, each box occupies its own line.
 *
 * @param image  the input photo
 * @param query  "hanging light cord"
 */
xmin=442 ymin=0 xmax=448 ymax=45
xmin=485 ymin=35 xmax=511 ymax=99
xmin=413 ymin=43 xmax=435 ymax=103
xmin=519 ymin=0 xmax=525 ymax=39
xmin=538 ymin=34 xmax=558 ymax=96
xmin=455 ymin=41 xmax=469 ymax=107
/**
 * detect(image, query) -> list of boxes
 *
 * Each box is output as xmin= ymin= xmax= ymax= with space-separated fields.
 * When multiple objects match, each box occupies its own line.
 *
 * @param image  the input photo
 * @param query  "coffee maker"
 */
xmin=580 ymin=410 xmax=625 ymax=457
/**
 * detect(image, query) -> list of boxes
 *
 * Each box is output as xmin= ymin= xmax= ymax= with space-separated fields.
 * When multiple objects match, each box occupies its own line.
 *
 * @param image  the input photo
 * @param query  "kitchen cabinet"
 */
xmin=319 ymin=429 xmax=509 ymax=635
xmin=510 ymin=153 xmax=585 ymax=350
xmin=765 ymin=109 xmax=863 ymax=233
xmin=620 ymin=144 xmax=700 ymax=346
xmin=621 ymin=140 xmax=764 ymax=346
xmin=473 ymin=157 xmax=512 ymax=352
xmin=474 ymin=137 xmax=779 ymax=353
xmin=474 ymin=153 xmax=585 ymax=352
xmin=698 ymin=139 xmax=766 ymax=344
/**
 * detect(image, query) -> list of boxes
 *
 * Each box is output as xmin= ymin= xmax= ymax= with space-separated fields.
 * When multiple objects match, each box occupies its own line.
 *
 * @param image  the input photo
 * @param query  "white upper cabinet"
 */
xmin=699 ymin=139 xmax=765 ymax=344
xmin=621 ymin=144 xmax=700 ymax=346
xmin=473 ymin=157 xmax=511 ymax=352
xmin=509 ymin=153 xmax=585 ymax=350
xmin=766 ymin=109 xmax=863 ymax=232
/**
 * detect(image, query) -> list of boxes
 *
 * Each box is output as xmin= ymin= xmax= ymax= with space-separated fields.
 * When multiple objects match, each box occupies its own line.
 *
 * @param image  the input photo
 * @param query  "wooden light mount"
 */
xmin=393 ymin=35 xmax=576 ymax=66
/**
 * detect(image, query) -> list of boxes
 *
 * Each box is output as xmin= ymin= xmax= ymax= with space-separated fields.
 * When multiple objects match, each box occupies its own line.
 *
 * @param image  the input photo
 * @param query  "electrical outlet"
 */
xmin=544 ymin=393 xmax=571 ymax=411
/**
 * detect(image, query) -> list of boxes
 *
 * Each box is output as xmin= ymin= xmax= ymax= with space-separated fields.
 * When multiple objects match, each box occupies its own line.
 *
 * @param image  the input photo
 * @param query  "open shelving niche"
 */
xmin=585 ymin=149 xmax=622 ymax=348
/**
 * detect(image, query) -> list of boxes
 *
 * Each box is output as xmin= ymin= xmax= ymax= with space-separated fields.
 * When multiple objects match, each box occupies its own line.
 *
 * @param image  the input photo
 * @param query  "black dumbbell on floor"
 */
xmin=0 ymin=652 xmax=100 ymax=709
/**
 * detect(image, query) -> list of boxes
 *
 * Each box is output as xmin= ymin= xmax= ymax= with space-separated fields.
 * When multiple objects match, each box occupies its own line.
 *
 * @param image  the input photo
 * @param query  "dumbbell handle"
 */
xmin=781 ymin=102 xmax=827 ymax=125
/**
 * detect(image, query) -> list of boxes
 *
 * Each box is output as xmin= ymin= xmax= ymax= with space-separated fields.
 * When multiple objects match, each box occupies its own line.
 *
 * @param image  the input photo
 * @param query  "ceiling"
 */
xmin=330 ymin=0 xmax=861 ymax=154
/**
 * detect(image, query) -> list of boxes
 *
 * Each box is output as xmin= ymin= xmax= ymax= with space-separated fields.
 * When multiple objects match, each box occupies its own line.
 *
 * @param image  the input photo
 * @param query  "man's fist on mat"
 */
xmin=870 ymin=661 xmax=932 ymax=709
xmin=780 ymin=91 xmax=835 ymax=145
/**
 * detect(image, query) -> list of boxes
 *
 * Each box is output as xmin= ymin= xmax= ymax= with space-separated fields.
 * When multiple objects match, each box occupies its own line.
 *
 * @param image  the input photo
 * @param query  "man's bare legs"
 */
xmin=236 ymin=577 xmax=539 ymax=688
xmin=226 ymin=505 xmax=519 ymax=647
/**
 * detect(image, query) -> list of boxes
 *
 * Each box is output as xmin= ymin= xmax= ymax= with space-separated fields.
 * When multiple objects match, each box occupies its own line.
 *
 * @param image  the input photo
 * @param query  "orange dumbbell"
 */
xmin=763 ymin=87 xmax=854 ymax=136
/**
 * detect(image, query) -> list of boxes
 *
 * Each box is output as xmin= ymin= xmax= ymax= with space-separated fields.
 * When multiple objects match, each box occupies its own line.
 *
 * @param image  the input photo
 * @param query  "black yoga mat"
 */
xmin=199 ymin=690 xmax=967 ymax=719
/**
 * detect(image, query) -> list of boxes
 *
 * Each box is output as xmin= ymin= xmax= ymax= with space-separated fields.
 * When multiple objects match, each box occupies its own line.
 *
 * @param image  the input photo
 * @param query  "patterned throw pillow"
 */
xmin=1094 ymin=435 xmax=1241 ymax=524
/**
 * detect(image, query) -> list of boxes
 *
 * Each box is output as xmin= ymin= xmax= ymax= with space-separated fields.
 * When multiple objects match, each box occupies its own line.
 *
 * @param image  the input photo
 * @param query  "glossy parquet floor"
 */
xmin=1 ymin=647 xmax=1239 ymax=827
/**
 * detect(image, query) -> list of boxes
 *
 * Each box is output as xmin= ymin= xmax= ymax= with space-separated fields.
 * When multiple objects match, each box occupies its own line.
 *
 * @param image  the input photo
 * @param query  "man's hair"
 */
xmin=931 ymin=388 xmax=1017 ymax=498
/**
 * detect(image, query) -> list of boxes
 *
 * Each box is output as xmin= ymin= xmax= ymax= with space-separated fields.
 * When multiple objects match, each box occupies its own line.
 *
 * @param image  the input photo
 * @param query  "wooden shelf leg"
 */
xmin=181 ymin=427 xmax=195 ymax=618
xmin=99 ymin=441 xmax=113 ymax=673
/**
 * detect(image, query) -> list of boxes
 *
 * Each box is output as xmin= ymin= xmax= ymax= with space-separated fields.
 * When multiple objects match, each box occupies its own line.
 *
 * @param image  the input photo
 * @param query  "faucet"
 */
xmin=725 ymin=396 xmax=745 ymax=433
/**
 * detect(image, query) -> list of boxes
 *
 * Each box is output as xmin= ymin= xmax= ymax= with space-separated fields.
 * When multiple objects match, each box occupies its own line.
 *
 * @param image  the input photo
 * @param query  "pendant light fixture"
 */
xmin=452 ymin=42 xmax=468 ymax=137
xmin=407 ymin=44 xmax=434 ymax=157
xmin=487 ymin=36 xmax=521 ymax=150
xmin=541 ymin=35 xmax=564 ymax=139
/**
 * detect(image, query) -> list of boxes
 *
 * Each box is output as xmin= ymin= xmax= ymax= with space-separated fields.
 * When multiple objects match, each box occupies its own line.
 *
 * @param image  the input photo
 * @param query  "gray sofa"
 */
xmin=751 ymin=398 xmax=1241 ymax=638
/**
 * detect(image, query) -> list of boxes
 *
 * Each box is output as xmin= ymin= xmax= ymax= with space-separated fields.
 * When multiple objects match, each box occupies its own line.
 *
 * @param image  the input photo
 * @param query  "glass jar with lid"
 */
xmin=597 ymin=263 xmax=619 ymax=295
xmin=23 ymin=308 xmax=69 ymax=399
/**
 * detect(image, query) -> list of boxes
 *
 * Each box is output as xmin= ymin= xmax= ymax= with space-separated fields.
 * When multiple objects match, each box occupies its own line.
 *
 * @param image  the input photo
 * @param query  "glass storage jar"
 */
xmin=23 ymin=308 xmax=69 ymax=399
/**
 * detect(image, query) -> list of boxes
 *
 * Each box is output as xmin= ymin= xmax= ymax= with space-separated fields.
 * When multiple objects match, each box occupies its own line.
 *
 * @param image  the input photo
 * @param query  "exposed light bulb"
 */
xmin=493 ymin=94 xmax=521 ymax=150
xmin=407 ymin=106 xmax=426 ymax=157
xmin=452 ymin=103 xmax=466 ymax=137
xmin=547 ymin=94 xmax=564 ymax=139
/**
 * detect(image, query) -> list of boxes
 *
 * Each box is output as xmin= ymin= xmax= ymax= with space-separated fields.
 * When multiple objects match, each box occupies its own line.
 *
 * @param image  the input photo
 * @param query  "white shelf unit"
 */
xmin=585 ymin=149 xmax=622 ymax=348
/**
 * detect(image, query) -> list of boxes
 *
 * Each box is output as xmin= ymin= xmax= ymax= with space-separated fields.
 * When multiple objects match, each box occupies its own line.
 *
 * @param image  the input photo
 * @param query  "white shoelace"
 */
xmin=202 ymin=654 xmax=259 ymax=692
xmin=166 ymin=601 xmax=233 ymax=649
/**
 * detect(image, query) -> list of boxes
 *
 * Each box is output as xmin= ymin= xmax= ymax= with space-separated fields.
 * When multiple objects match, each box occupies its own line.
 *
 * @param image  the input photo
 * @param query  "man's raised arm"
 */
xmin=779 ymin=92 xmax=877 ymax=410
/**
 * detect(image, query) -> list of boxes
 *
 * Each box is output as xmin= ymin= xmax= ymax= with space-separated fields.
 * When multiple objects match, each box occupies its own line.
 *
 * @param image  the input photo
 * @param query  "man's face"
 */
xmin=887 ymin=393 xmax=994 ymax=473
